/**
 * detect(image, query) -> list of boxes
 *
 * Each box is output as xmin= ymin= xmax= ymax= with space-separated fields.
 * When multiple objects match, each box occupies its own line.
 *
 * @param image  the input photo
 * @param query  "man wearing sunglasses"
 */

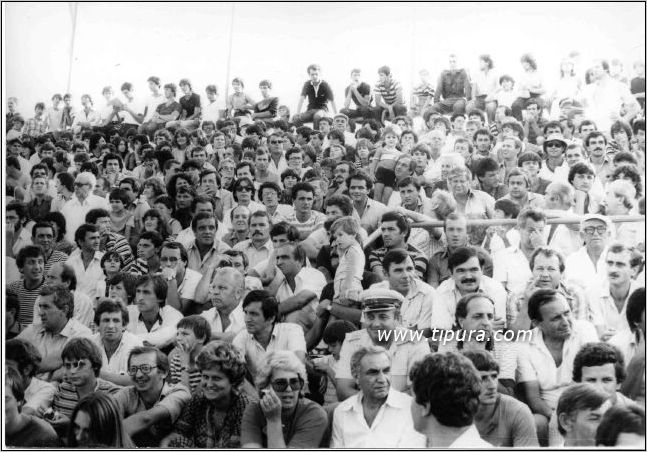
xmin=113 ymin=346 xmax=191 ymax=447
xmin=60 ymin=172 xmax=110 ymax=243
xmin=331 ymin=345 xmax=426 ymax=447
xmin=565 ymin=214 xmax=613 ymax=294
xmin=539 ymin=133 xmax=569 ymax=182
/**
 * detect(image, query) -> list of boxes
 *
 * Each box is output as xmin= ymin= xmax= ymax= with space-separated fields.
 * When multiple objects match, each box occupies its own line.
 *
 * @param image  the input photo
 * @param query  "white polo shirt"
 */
xmin=92 ymin=331 xmax=144 ymax=376
xmin=65 ymin=249 xmax=105 ymax=301
xmin=232 ymin=322 xmax=306 ymax=378
xmin=492 ymin=246 xmax=532 ymax=295
xmin=517 ymin=319 xmax=599 ymax=409
xmin=200 ymin=303 xmax=246 ymax=336
xmin=126 ymin=304 xmax=183 ymax=349
xmin=275 ymin=267 xmax=327 ymax=313
xmin=331 ymin=389 xmax=426 ymax=448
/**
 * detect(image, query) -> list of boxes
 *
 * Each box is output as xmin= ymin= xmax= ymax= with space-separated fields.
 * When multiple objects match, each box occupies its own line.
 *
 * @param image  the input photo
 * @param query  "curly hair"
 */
xmin=611 ymin=164 xmax=643 ymax=198
xmin=61 ymin=338 xmax=103 ymax=377
xmin=409 ymin=352 xmax=481 ymax=427
xmin=573 ymin=342 xmax=626 ymax=384
xmin=196 ymin=340 xmax=246 ymax=387
xmin=255 ymin=350 xmax=306 ymax=391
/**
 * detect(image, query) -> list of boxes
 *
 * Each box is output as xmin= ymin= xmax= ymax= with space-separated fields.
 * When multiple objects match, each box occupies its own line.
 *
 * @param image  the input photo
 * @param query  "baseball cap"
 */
xmin=580 ymin=213 xmax=612 ymax=230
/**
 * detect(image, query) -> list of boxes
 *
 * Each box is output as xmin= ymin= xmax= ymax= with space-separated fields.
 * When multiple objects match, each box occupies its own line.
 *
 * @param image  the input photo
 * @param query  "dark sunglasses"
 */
xmin=546 ymin=142 xmax=564 ymax=148
xmin=237 ymin=186 xmax=252 ymax=192
xmin=270 ymin=377 xmax=303 ymax=392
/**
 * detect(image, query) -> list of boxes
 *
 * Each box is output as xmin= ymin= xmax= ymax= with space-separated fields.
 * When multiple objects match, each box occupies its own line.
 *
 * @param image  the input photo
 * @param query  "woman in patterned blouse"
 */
xmin=162 ymin=341 xmax=250 ymax=448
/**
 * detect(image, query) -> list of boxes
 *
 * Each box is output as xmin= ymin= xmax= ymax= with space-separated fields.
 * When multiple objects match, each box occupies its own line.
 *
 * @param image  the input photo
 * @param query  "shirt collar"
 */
xmin=139 ymin=309 xmax=163 ymax=326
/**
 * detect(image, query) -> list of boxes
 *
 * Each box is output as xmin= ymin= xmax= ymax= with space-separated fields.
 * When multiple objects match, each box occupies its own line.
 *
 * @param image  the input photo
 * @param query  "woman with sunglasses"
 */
xmin=163 ymin=341 xmax=250 ymax=448
xmin=241 ymin=351 xmax=328 ymax=448
xmin=67 ymin=392 xmax=135 ymax=448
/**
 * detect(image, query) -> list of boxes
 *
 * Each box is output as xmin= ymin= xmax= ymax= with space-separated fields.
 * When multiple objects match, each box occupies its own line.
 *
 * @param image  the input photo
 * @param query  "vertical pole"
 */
xmin=223 ymin=2 xmax=236 ymax=106
xmin=66 ymin=2 xmax=78 ymax=94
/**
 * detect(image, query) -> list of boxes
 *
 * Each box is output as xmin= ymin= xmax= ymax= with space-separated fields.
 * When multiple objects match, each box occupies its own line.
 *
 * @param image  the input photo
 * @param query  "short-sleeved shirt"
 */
xmin=375 ymin=77 xmax=403 ymax=105
xmin=200 ymin=304 xmax=246 ymax=337
xmin=232 ymin=323 xmax=306 ymax=378
xmin=369 ymin=244 xmax=428 ymax=280
xmin=285 ymin=210 xmax=326 ymax=239
xmin=241 ymin=397 xmax=328 ymax=448
xmin=24 ymin=377 xmax=57 ymax=414
xmin=186 ymin=239 xmax=231 ymax=273
xmin=370 ymin=280 xmax=435 ymax=330
xmin=179 ymin=93 xmax=201 ymax=118
xmin=113 ymin=382 xmax=191 ymax=447
xmin=233 ymin=239 xmax=274 ymax=269
xmin=53 ymin=378 xmax=121 ymax=418
xmin=126 ymin=304 xmax=184 ymax=349
xmin=301 ymin=80 xmax=334 ymax=111
xmin=428 ymin=246 xmax=494 ymax=287
xmin=276 ymin=267 xmax=327 ymax=313
xmin=344 ymin=82 xmax=371 ymax=108
xmin=8 ymin=278 xmax=45 ymax=325
xmin=156 ymin=100 xmax=182 ymax=118
xmin=178 ymin=268 xmax=203 ymax=301
xmin=336 ymin=328 xmax=430 ymax=392
xmin=355 ymin=198 xmax=389 ymax=235
xmin=475 ymin=394 xmax=538 ymax=447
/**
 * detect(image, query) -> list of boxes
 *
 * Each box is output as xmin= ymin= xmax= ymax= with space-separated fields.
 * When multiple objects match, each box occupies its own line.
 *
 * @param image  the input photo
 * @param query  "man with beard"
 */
xmin=326 ymin=161 xmax=353 ymax=199
xmin=198 ymin=267 xmax=246 ymax=341
xmin=92 ymin=299 xmax=143 ymax=386
xmin=335 ymin=288 xmax=430 ymax=400
xmin=509 ymin=247 xmax=588 ymax=332
xmin=113 ymin=346 xmax=191 ymax=447
xmin=428 ymin=213 xmax=493 ymax=288
xmin=517 ymin=288 xmax=599 ymax=445
xmin=433 ymin=247 xmax=507 ymax=331
xmin=463 ymin=350 xmax=538 ymax=447
xmin=331 ymin=346 xmax=426 ymax=447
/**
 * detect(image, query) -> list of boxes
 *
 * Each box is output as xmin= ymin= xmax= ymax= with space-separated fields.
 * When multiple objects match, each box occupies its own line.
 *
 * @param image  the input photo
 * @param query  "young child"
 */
xmin=152 ymin=195 xmax=182 ymax=238
xmin=483 ymin=198 xmax=521 ymax=255
xmin=108 ymin=188 xmax=134 ymax=241
xmin=168 ymin=315 xmax=212 ymax=394
xmin=369 ymin=127 xmax=402 ymax=204
xmin=312 ymin=320 xmax=358 ymax=405
xmin=330 ymin=217 xmax=365 ymax=305
xmin=354 ymin=138 xmax=373 ymax=171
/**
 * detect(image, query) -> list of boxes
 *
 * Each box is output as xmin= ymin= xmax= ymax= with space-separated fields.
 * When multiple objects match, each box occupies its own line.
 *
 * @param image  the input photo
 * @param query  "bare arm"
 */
xmin=277 ymin=291 xmax=317 ymax=316
xmin=295 ymin=96 xmax=306 ymax=116
xmin=521 ymin=380 xmax=553 ymax=418
xmin=124 ymin=405 xmax=171 ymax=437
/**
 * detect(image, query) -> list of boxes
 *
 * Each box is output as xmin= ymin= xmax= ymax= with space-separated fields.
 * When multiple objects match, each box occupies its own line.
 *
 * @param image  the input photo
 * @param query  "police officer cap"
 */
xmin=360 ymin=287 xmax=405 ymax=312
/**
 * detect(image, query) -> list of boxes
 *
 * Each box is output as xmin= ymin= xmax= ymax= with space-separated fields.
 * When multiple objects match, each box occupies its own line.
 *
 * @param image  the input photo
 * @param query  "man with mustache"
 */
xmin=113 ymin=346 xmax=190 ymax=447
xmin=463 ymin=350 xmax=538 ymax=447
xmin=585 ymin=131 xmax=614 ymax=185
xmin=508 ymin=247 xmax=588 ymax=332
xmin=517 ymin=288 xmax=598 ymax=446
xmin=335 ymin=288 xmax=430 ymax=401
xmin=326 ymin=161 xmax=353 ymax=199
xmin=233 ymin=211 xmax=273 ymax=268
xmin=331 ymin=346 xmax=426 ymax=448
xmin=587 ymin=243 xmax=643 ymax=341
xmin=432 ymin=247 xmax=507 ymax=332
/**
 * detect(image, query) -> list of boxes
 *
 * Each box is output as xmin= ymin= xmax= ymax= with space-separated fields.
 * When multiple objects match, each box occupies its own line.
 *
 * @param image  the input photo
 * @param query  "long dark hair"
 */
xmin=67 ymin=392 xmax=135 ymax=448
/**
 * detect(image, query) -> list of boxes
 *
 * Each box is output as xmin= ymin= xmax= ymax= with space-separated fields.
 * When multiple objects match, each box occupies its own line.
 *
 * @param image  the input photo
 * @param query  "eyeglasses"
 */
xmin=269 ymin=140 xmax=281 ymax=144
xmin=63 ymin=360 xmax=89 ymax=371
xmin=160 ymin=256 xmax=179 ymax=262
xmin=583 ymin=226 xmax=607 ymax=235
xmin=270 ymin=377 xmax=303 ymax=392
xmin=237 ymin=186 xmax=252 ymax=192
xmin=127 ymin=364 xmax=158 ymax=376
xmin=546 ymin=142 xmax=564 ymax=148
xmin=74 ymin=182 xmax=89 ymax=187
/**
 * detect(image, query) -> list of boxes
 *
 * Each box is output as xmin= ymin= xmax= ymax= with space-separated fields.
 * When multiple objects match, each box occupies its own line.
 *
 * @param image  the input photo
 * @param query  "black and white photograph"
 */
xmin=3 ymin=1 xmax=646 ymax=449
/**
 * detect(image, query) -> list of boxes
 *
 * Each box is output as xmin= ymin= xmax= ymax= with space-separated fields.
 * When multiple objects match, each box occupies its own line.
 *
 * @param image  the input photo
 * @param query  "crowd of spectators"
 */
xmin=4 ymin=53 xmax=646 ymax=448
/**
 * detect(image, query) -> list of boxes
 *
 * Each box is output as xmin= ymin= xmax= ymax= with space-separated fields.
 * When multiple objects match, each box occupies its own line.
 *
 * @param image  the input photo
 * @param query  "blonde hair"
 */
xmin=330 ymin=216 xmax=363 ymax=246
xmin=255 ymin=351 xmax=306 ymax=391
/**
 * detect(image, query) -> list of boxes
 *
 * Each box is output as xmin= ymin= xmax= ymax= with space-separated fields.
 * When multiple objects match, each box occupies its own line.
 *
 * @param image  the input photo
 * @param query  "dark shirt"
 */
xmin=254 ymin=97 xmax=279 ymax=117
xmin=27 ymin=195 xmax=53 ymax=221
xmin=156 ymin=101 xmax=182 ymax=118
xmin=344 ymin=82 xmax=372 ymax=108
xmin=301 ymin=80 xmax=334 ymax=111
xmin=180 ymin=93 xmax=201 ymax=119
xmin=435 ymin=69 xmax=471 ymax=100
xmin=5 ymin=415 xmax=60 ymax=447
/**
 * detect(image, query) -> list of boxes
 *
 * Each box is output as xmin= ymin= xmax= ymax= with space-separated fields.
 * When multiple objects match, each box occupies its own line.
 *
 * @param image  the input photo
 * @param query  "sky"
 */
xmin=4 ymin=2 xmax=646 ymax=117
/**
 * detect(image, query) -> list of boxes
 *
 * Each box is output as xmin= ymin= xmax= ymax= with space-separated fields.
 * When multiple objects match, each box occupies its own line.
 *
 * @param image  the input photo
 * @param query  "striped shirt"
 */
xmin=44 ymin=250 xmax=69 ymax=275
xmin=169 ymin=352 xmax=202 ymax=394
xmin=369 ymin=244 xmax=428 ymax=280
xmin=375 ymin=77 xmax=403 ymax=105
xmin=8 ymin=279 xmax=45 ymax=325
xmin=285 ymin=210 xmax=326 ymax=239
xmin=104 ymin=232 xmax=134 ymax=266
xmin=52 ymin=378 xmax=121 ymax=418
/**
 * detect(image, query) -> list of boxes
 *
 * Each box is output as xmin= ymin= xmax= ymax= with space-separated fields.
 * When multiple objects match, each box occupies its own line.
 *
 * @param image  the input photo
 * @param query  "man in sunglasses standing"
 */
xmin=113 ymin=346 xmax=190 ymax=447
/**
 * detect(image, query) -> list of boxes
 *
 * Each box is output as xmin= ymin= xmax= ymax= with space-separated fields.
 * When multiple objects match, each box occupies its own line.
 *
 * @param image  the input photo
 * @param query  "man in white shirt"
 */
xmin=517 ymin=288 xmax=599 ymax=446
xmin=201 ymin=84 xmax=221 ymax=125
xmin=60 ymin=172 xmax=111 ymax=243
xmin=268 ymin=242 xmax=326 ymax=333
xmin=433 ymin=247 xmax=507 ymax=331
xmin=126 ymin=275 xmax=183 ymax=350
xmin=331 ymin=346 xmax=426 ymax=448
xmin=199 ymin=267 xmax=246 ymax=342
xmin=140 ymin=75 xmax=165 ymax=124
xmin=65 ymin=224 xmax=105 ymax=301
xmin=159 ymin=242 xmax=202 ymax=315
xmin=118 ymin=82 xmax=145 ymax=134
xmin=92 ymin=299 xmax=143 ymax=386
xmin=233 ymin=211 xmax=274 ymax=268
xmin=232 ymin=289 xmax=306 ymax=379
xmin=565 ymin=214 xmax=612 ymax=293
xmin=409 ymin=351 xmax=493 ymax=448
xmin=493 ymin=208 xmax=547 ymax=294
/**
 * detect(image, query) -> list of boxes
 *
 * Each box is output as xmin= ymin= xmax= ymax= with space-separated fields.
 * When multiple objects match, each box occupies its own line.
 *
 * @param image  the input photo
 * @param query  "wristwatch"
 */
xmin=326 ymin=304 xmax=333 ymax=312
xmin=166 ymin=275 xmax=175 ymax=282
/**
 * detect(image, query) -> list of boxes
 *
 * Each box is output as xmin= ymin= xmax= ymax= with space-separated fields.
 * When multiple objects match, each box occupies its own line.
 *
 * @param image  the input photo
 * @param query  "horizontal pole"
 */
xmin=411 ymin=215 xmax=645 ymax=229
